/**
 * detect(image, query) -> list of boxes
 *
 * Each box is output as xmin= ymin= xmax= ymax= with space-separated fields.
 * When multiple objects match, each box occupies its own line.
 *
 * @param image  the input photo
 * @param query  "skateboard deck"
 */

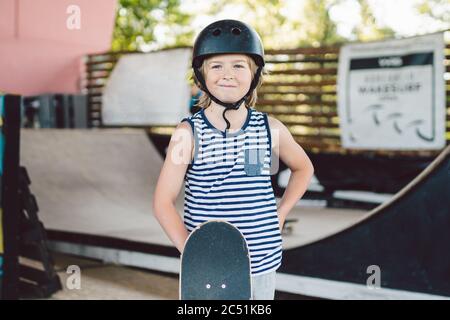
xmin=180 ymin=220 xmax=251 ymax=300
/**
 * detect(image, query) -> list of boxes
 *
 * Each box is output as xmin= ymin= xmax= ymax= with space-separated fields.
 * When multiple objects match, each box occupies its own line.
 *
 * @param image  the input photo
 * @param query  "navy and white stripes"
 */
xmin=181 ymin=107 xmax=282 ymax=276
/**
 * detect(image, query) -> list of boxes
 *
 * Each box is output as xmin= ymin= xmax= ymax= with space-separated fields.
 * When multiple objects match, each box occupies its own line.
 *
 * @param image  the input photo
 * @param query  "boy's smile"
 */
xmin=205 ymin=54 xmax=252 ymax=103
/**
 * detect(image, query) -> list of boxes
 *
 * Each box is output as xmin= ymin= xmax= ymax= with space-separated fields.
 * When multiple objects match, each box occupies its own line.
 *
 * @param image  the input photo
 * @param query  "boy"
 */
xmin=153 ymin=19 xmax=314 ymax=300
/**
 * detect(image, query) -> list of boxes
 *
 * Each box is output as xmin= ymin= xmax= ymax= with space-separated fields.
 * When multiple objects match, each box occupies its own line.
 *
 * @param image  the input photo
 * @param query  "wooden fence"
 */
xmin=83 ymin=44 xmax=450 ymax=156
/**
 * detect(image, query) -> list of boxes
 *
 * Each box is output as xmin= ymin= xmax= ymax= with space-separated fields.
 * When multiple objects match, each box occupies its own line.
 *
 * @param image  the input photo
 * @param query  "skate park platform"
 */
xmin=20 ymin=129 xmax=450 ymax=299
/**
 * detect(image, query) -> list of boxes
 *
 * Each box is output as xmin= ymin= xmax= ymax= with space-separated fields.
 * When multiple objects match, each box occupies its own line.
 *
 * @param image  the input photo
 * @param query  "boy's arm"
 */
xmin=268 ymin=116 xmax=315 ymax=230
xmin=153 ymin=121 xmax=193 ymax=254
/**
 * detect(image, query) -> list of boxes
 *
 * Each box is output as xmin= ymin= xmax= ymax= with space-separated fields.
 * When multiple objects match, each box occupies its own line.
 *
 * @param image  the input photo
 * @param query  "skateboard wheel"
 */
xmin=221 ymin=284 xmax=226 ymax=289
xmin=206 ymin=284 xmax=211 ymax=289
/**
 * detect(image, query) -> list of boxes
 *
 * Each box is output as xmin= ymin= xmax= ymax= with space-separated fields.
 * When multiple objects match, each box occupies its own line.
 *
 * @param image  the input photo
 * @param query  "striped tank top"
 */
xmin=181 ymin=107 xmax=282 ymax=276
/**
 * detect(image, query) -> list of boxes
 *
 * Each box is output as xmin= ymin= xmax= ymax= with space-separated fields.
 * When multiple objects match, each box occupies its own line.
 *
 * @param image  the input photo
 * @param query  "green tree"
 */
xmin=297 ymin=0 xmax=347 ymax=47
xmin=112 ymin=0 xmax=194 ymax=51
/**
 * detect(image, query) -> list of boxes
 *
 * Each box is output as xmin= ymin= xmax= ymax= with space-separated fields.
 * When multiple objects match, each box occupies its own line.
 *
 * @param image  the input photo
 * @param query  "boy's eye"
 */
xmin=210 ymin=64 xmax=245 ymax=69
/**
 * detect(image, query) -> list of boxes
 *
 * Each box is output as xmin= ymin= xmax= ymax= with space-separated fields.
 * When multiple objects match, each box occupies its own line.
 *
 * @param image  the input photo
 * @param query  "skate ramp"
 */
xmin=20 ymin=129 xmax=183 ymax=246
xmin=280 ymin=145 xmax=450 ymax=297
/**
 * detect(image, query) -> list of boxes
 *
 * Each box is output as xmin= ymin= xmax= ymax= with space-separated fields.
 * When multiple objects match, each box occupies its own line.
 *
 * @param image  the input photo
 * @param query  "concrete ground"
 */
xmin=49 ymin=252 xmax=179 ymax=300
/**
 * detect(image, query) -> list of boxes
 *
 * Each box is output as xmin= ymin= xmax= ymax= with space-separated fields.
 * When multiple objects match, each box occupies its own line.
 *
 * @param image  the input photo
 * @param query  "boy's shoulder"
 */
xmin=264 ymin=115 xmax=289 ymax=150
xmin=259 ymin=112 xmax=283 ymax=130
xmin=178 ymin=110 xmax=204 ymax=138
xmin=180 ymin=110 xmax=202 ymax=127
xmin=251 ymin=108 xmax=272 ymax=122
xmin=248 ymin=109 xmax=286 ymax=133
xmin=182 ymin=109 xmax=203 ymax=123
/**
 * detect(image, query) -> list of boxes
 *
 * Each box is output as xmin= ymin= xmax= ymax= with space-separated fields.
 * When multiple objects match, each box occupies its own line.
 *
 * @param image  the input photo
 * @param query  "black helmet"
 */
xmin=191 ymin=19 xmax=265 ymax=125
xmin=192 ymin=19 xmax=265 ymax=68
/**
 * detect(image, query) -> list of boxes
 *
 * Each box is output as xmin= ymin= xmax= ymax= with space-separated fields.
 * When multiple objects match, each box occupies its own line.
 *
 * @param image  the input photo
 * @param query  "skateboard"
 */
xmin=180 ymin=220 xmax=251 ymax=300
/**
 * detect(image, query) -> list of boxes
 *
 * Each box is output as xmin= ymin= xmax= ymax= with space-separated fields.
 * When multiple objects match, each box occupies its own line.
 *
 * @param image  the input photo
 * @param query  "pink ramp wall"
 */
xmin=0 ymin=0 xmax=117 ymax=95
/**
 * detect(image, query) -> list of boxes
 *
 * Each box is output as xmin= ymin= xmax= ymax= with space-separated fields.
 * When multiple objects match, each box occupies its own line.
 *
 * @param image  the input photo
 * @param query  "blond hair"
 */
xmin=193 ymin=55 xmax=265 ymax=110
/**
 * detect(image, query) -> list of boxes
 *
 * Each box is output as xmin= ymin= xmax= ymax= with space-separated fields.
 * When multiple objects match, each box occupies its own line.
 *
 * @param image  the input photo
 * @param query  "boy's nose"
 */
xmin=222 ymin=66 xmax=235 ymax=78
xmin=222 ymin=72 xmax=235 ymax=80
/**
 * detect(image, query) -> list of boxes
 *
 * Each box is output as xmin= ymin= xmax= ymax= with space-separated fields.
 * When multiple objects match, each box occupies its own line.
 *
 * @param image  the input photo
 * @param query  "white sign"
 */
xmin=337 ymin=33 xmax=446 ymax=150
xmin=102 ymin=48 xmax=191 ymax=125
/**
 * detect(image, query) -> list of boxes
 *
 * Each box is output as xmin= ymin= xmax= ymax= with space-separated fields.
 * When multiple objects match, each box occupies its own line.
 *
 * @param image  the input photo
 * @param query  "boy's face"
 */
xmin=204 ymin=54 xmax=252 ymax=104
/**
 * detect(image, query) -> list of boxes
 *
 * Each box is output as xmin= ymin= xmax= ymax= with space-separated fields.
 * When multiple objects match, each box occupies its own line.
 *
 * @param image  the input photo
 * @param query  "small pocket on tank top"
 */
xmin=244 ymin=148 xmax=265 ymax=176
